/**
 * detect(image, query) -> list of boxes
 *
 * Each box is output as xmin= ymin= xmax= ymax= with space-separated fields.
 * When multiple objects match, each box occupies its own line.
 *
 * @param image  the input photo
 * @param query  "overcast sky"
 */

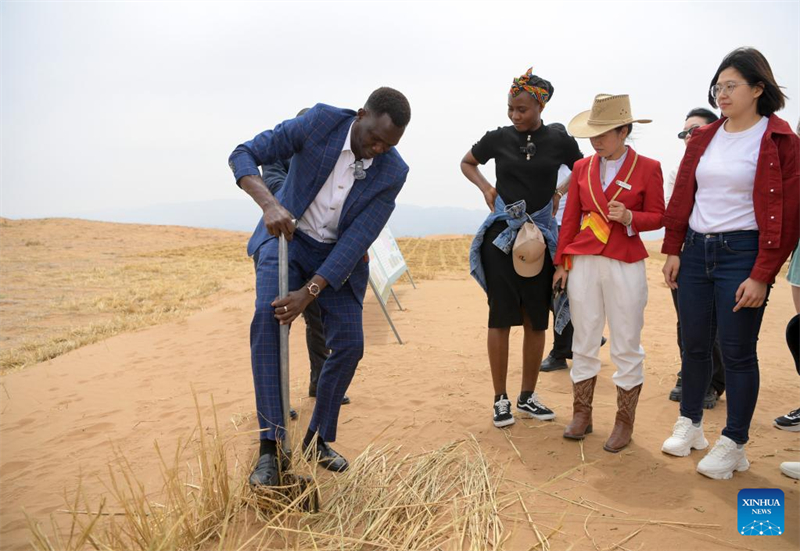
xmin=2 ymin=1 xmax=799 ymax=220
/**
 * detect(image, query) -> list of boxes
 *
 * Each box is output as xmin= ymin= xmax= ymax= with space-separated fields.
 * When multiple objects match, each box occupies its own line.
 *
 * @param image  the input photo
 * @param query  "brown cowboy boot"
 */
xmin=564 ymin=377 xmax=597 ymax=440
xmin=603 ymin=384 xmax=643 ymax=453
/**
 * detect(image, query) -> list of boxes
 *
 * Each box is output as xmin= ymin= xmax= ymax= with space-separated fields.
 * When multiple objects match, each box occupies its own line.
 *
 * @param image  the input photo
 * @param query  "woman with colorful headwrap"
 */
xmin=462 ymin=68 xmax=583 ymax=429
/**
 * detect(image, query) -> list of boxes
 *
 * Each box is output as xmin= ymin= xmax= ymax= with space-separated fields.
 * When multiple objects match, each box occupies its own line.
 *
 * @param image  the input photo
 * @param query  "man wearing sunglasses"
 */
xmin=666 ymin=108 xmax=720 ymax=203
xmin=665 ymin=107 xmax=725 ymax=409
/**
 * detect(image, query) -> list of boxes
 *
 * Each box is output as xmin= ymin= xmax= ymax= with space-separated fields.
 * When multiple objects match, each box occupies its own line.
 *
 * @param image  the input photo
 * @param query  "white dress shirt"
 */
xmin=297 ymin=122 xmax=373 ymax=243
xmin=600 ymin=148 xmax=629 ymax=192
xmin=555 ymin=164 xmax=572 ymax=226
xmin=599 ymin=148 xmax=635 ymax=236
xmin=664 ymin=167 xmax=678 ymax=207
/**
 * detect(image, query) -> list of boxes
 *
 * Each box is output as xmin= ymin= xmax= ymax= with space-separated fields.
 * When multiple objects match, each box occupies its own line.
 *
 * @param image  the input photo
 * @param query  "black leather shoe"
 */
xmin=703 ymin=387 xmax=720 ymax=409
xmin=309 ymin=387 xmax=351 ymax=405
xmin=249 ymin=453 xmax=280 ymax=487
xmin=304 ymin=440 xmax=349 ymax=473
xmin=289 ymin=408 xmax=298 ymax=420
xmin=601 ymin=336 xmax=608 ymax=347
xmin=669 ymin=375 xmax=682 ymax=402
xmin=540 ymin=354 xmax=568 ymax=372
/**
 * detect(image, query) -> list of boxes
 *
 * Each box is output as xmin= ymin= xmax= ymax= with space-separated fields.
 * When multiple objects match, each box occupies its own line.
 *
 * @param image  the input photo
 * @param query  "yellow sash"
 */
xmin=580 ymin=211 xmax=611 ymax=244
xmin=584 ymin=152 xmax=638 ymax=242
xmin=564 ymin=153 xmax=639 ymax=271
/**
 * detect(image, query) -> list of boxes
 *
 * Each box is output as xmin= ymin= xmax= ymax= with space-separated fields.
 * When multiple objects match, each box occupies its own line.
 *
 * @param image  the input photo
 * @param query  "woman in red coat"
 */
xmin=553 ymin=94 xmax=664 ymax=452
xmin=660 ymin=47 xmax=799 ymax=480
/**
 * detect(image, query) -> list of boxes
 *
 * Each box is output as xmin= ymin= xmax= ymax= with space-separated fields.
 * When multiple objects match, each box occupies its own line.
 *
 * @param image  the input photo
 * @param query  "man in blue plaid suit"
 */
xmin=228 ymin=88 xmax=411 ymax=487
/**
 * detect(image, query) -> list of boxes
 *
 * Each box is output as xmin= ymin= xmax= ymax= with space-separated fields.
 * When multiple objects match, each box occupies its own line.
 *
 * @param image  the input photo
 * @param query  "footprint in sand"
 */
xmin=1 ymin=517 xmax=32 ymax=534
xmin=65 ymin=422 xmax=116 ymax=439
xmin=13 ymin=418 xmax=35 ymax=429
xmin=0 ymin=461 xmax=29 ymax=478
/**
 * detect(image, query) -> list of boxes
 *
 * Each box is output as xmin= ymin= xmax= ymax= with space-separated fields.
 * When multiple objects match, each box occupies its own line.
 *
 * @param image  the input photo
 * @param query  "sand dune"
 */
xmin=0 ymin=220 xmax=798 ymax=550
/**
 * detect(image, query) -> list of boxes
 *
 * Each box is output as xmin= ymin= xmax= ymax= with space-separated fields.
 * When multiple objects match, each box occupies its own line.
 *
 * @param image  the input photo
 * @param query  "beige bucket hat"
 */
xmin=513 ymin=222 xmax=547 ymax=278
xmin=568 ymin=94 xmax=652 ymax=138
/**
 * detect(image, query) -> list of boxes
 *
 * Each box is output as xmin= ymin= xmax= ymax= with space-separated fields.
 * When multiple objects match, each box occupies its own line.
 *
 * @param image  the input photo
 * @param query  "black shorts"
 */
xmin=480 ymin=221 xmax=554 ymax=329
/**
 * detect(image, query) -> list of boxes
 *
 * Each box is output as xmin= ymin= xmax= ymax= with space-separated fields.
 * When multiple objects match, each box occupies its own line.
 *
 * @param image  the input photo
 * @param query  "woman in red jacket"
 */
xmin=660 ymin=48 xmax=799 ymax=480
xmin=553 ymin=94 xmax=664 ymax=453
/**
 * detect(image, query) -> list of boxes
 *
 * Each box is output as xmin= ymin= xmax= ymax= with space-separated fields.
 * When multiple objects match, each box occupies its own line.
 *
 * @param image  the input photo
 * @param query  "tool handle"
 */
xmin=278 ymin=222 xmax=296 ymax=445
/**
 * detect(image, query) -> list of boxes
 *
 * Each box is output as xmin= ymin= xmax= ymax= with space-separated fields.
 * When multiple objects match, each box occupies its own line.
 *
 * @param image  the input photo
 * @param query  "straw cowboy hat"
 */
xmin=568 ymin=94 xmax=652 ymax=138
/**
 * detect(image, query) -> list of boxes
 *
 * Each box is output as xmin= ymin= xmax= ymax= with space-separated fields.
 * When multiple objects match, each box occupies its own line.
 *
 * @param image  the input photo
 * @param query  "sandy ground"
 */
xmin=1 ymin=234 xmax=799 ymax=550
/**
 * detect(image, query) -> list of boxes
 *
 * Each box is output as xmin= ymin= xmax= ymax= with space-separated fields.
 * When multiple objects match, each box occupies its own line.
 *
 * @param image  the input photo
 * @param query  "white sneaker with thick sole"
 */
xmin=662 ymin=416 xmax=709 ymax=457
xmin=696 ymin=435 xmax=749 ymax=480
xmin=780 ymin=461 xmax=800 ymax=480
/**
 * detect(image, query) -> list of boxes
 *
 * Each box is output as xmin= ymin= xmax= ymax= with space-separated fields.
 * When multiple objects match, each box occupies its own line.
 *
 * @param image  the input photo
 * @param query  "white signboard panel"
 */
xmin=370 ymin=227 xmax=408 ymax=286
xmin=368 ymin=244 xmax=392 ymax=303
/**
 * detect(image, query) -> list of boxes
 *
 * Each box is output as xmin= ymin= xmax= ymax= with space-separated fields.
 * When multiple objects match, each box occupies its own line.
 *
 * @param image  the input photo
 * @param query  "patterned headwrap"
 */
xmin=509 ymin=68 xmax=551 ymax=109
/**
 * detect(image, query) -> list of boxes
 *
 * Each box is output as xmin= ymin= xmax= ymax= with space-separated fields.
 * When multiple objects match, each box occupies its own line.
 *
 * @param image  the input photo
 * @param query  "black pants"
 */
xmin=788 ymin=314 xmax=799 ymax=375
xmin=253 ymin=248 xmax=330 ymax=394
xmin=304 ymin=300 xmax=329 ymax=393
xmin=549 ymin=317 xmax=574 ymax=359
xmin=671 ymin=287 xmax=725 ymax=395
xmin=547 ymin=225 xmax=573 ymax=358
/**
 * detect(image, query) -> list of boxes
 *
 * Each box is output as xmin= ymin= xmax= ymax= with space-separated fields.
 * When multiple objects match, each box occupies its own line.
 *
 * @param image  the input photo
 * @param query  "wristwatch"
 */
xmin=306 ymin=281 xmax=321 ymax=299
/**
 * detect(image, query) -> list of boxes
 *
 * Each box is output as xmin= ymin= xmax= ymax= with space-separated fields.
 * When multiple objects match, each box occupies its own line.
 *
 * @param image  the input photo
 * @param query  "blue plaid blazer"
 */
xmin=229 ymin=104 xmax=409 ymax=303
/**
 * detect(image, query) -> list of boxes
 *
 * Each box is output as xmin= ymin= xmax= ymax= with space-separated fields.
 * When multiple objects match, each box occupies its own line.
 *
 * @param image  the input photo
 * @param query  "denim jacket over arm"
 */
xmin=469 ymin=196 xmax=571 ymax=333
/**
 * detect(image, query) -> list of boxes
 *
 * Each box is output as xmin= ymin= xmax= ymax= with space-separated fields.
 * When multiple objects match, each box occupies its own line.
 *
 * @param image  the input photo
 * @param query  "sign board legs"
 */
xmin=369 ymin=278 xmax=403 ymax=344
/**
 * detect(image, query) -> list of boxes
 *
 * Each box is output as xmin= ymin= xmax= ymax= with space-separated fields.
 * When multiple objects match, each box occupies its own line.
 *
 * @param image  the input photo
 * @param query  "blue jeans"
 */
xmin=677 ymin=229 xmax=770 ymax=444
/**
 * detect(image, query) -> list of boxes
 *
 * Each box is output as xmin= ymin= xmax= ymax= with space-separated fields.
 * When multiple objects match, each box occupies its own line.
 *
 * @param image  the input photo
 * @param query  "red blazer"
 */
xmin=555 ymin=147 xmax=664 ymax=265
xmin=662 ymin=115 xmax=799 ymax=283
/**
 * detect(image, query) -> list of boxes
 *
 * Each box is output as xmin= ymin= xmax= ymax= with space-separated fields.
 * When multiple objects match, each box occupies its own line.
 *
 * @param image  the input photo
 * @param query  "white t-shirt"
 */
xmin=689 ymin=117 xmax=767 ymax=234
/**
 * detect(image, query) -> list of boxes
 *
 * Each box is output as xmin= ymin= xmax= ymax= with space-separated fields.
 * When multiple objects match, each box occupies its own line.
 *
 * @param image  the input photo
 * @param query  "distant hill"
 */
xmin=386 ymin=204 xmax=487 ymax=237
xmin=66 ymin=200 xmax=489 ymax=238
xmin=62 ymin=199 xmax=664 ymax=240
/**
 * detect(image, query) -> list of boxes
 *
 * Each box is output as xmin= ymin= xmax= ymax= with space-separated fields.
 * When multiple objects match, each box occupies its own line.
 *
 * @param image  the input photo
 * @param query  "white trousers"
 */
xmin=567 ymin=255 xmax=647 ymax=390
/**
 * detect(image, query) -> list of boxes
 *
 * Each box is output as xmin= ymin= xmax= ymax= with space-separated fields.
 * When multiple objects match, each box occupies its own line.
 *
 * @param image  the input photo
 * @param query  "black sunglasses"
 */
xmin=677 ymin=125 xmax=700 ymax=140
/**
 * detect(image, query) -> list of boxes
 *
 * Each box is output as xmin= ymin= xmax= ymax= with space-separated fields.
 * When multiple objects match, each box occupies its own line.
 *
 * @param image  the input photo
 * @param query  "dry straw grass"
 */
xmin=1 ymin=242 xmax=252 ymax=373
xmin=1 ymin=231 xmax=468 ymax=374
xmin=26 ymin=395 xmax=506 ymax=551
xmin=395 ymin=237 xmax=471 ymax=281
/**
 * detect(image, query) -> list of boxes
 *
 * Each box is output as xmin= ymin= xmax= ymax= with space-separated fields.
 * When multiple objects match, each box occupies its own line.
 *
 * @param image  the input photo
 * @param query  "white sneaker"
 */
xmin=696 ymin=436 xmax=750 ymax=480
xmin=780 ymin=461 xmax=800 ymax=480
xmin=661 ymin=416 xmax=709 ymax=457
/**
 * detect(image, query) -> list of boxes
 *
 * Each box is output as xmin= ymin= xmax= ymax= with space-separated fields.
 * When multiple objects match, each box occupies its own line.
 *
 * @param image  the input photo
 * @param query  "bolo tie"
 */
xmin=353 ymin=160 xmax=367 ymax=180
xmin=520 ymin=135 xmax=536 ymax=160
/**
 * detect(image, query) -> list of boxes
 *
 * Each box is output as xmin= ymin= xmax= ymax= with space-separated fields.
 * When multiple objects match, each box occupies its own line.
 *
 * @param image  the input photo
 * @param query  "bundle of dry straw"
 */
xmin=26 ymin=396 xmax=506 ymax=551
